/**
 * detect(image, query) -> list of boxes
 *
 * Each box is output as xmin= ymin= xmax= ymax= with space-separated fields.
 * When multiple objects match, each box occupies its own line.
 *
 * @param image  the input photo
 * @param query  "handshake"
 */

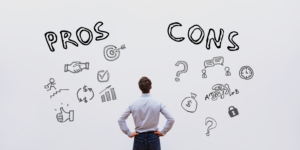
xmin=64 ymin=61 xmax=89 ymax=73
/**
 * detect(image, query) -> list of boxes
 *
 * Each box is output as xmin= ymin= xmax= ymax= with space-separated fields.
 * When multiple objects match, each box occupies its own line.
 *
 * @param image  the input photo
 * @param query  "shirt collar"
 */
xmin=141 ymin=93 xmax=151 ymax=97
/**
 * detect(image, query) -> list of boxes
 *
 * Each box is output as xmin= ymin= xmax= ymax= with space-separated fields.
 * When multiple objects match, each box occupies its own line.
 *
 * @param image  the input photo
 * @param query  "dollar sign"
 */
xmin=186 ymin=100 xmax=192 ymax=107
xmin=83 ymin=85 xmax=87 ymax=92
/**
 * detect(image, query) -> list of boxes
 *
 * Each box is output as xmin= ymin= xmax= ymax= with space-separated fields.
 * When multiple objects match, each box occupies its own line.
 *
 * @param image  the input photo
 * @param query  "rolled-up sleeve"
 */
xmin=118 ymin=106 xmax=132 ymax=137
xmin=160 ymin=104 xmax=175 ymax=135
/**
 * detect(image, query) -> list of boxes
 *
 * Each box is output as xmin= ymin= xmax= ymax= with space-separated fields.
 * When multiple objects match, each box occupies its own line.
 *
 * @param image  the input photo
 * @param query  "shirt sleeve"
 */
xmin=118 ymin=105 xmax=132 ymax=137
xmin=160 ymin=103 xmax=175 ymax=135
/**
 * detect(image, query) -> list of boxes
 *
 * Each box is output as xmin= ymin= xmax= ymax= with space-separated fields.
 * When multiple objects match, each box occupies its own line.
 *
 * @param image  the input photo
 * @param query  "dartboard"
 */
xmin=239 ymin=66 xmax=254 ymax=80
xmin=103 ymin=45 xmax=120 ymax=61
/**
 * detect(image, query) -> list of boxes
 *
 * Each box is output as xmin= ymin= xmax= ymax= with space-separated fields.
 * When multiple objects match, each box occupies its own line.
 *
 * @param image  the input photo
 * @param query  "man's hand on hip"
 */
xmin=154 ymin=131 xmax=164 ymax=137
xmin=129 ymin=131 xmax=139 ymax=138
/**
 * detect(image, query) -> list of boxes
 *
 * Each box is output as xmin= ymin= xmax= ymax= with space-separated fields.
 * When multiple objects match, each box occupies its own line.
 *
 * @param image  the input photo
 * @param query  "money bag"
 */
xmin=181 ymin=93 xmax=197 ymax=113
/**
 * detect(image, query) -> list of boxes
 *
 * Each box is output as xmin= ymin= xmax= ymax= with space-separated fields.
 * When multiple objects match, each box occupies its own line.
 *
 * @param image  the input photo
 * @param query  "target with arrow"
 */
xmin=103 ymin=44 xmax=126 ymax=61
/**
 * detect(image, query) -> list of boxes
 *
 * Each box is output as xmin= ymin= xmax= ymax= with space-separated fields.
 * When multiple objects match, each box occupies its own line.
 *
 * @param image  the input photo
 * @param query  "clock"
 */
xmin=239 ymin=66 xmax=254 ymax=80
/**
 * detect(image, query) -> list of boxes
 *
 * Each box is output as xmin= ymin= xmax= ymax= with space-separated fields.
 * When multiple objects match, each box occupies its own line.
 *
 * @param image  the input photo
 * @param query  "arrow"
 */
xmin=99 ymin=85 xmax=111 ymax=94
xmin=116 ymin=44 xmax=126 ymax=52
xmin=83 ymin=97 xmax=88 ymax=103
xmin=77 ymin=88 xmax=81 ymax=100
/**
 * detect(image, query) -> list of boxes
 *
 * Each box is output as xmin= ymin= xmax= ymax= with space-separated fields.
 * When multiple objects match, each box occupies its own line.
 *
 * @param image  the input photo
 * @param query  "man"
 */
xmin=118 ymin=77 xmax=175 ymax=150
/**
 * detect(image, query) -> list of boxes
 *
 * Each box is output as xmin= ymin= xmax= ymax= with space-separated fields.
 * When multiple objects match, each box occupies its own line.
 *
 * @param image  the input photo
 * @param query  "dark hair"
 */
xmin=138 ymin=77 xmax=152 ymax=93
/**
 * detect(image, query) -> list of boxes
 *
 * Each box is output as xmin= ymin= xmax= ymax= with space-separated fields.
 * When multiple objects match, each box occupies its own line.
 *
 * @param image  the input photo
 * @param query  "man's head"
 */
xmin=138 ymin=77 xmax=152 ymax=93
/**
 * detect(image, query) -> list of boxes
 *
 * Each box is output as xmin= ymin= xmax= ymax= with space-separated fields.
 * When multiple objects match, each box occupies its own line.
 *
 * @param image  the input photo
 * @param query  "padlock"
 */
xmin=228 ymin=106 xmax=239 ymax=117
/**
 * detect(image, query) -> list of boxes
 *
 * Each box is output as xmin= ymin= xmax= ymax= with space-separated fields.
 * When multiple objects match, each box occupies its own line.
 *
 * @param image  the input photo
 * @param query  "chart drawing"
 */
xmin=99 ymin=85 xmax=117 ymax=102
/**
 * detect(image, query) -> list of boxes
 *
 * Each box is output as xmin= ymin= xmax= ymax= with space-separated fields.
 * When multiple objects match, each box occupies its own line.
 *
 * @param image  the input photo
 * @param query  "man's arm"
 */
xmin=160 ymin=104 xmax=175 ymax=135
xmin=118 ymin=106 xmax=133 ymax=137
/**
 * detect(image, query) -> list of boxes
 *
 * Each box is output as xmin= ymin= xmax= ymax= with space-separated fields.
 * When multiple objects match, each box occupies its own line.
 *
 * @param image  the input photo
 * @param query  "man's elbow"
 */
xmin=169 ymin=118 xmax=175 ymax=124
xmin=118 ymin=118 xmax=123 ymax=124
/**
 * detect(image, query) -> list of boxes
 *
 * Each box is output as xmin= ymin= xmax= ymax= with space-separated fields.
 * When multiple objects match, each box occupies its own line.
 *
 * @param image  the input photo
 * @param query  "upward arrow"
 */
xmin=99 ymin=85 xmax=111 ymax=94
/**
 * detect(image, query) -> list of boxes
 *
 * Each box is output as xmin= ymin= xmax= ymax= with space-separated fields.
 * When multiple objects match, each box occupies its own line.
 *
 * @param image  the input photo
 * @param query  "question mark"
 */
xmin=175 ymin=61 xmax=188 ymax=82
xmin=205 ymin=117 xmax=217 ymax=136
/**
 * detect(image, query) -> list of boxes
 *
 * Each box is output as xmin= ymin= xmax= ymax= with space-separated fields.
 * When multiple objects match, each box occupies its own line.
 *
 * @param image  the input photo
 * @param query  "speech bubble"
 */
xmin=213 ymin=56 xmax=224 ymax=65
xmin=204 ymin=60 xmax=214 ymax=68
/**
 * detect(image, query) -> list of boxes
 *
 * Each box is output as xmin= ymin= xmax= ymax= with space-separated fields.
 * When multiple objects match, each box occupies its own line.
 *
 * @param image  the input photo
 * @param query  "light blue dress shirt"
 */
xmin=118 ymin=93 xmax=175 ymax=137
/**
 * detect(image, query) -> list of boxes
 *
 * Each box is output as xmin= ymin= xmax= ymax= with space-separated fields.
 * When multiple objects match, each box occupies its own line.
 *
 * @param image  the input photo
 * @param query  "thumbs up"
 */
xmin=56 ymin=107 xmax=74 ymax=123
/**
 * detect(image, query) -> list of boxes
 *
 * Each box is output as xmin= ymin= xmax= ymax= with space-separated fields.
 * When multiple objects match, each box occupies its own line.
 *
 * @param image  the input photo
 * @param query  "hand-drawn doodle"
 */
xmin=204 ymin=60 xmax=214 ymax=68
xmin=99 ymin=85 xmax=111 ymax=94
xmin=60 ymin=30 xmax=79 ymax=49
xmin=44 ymin=32 xmax=57 ymax=52
xmin=44 ymin=78 xmax=69 ymax=98
xmin=77 ymin=85 xmax=94 ymax=103
xmin=175 ymin=61 xmax=188 ymax=82
xmin=103 ymin=44 xmax=126 ymax=61
xmin=202 ymin=69 xmax=207 ymax=78
xmin=97 ymin=70 xmax=110 ymax=82
xmin=76 ymin=27 xmax=93 ymax=45
xmin=94 ymin=21 xmax=110 ymax=41
xmin=188 ymin=25 xmax=205 ymax=44
xmin=225 ymin=67 xmax=231 ymax=76
xmin=167 ymin=23 xmax=239 ymax=51
xmin=167 ymin=22 xmax=185 ymax=42
xmin=206 ymin=29 xmax=224 ymax=49
xmin=111 ymin=88 xmax=117 ymax=100
xmin=99 ymin=85 xmax=117 ymax=102
xmin=44 ymin=78 xmax=56 ymax=91
xmin=44 ymin=21 xmax=110 ymax=52
xmin=227 ymin=31 xmax=239 ymax=51
xmin=204 ymin=56 xmax=224 ymax=68
xmin=64 ymin=61 xmax=89 ymax=73
xmin=50 ymin=89 xmax=69 ymax=98
xmin=205 ymin=117 xmax=217 ymax=136
xmin=239 ymin=66 xmax=254 ymax=80
xmin=228 ymin=106 xmax=239 ymax=117
xmin=56 ymin=107 xmax=74 ymax=123
xmin=181 ymin=93 xmax=197 ymax=113
xmin=205 ymin=84 xmax=239 ymax=101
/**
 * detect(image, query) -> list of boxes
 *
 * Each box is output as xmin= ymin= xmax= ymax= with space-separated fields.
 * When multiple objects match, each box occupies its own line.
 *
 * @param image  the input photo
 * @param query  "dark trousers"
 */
xmin=133 ymin=132 xmax=161 ymax=150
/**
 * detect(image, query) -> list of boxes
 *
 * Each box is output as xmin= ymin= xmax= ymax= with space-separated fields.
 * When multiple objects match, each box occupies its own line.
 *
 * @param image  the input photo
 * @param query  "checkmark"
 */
xmin=99 ymin=70 xmax=108 ymax=79
xmin=97 ymin=70 xmax=110 ymax=82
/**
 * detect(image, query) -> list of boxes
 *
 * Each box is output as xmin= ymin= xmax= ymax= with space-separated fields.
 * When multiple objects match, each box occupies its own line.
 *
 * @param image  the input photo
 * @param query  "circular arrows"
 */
xmin=77 ymin=85 xmax=94 ymax=103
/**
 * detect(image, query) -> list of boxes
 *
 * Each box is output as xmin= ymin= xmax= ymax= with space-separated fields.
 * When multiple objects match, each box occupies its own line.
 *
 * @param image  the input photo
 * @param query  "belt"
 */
xmin=137 ymin=131 xmax=155 ymax=134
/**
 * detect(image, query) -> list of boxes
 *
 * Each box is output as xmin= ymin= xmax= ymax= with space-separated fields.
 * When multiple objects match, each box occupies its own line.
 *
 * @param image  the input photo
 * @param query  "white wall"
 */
xmin=0 ymin=0 xmax=300 ymax=149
